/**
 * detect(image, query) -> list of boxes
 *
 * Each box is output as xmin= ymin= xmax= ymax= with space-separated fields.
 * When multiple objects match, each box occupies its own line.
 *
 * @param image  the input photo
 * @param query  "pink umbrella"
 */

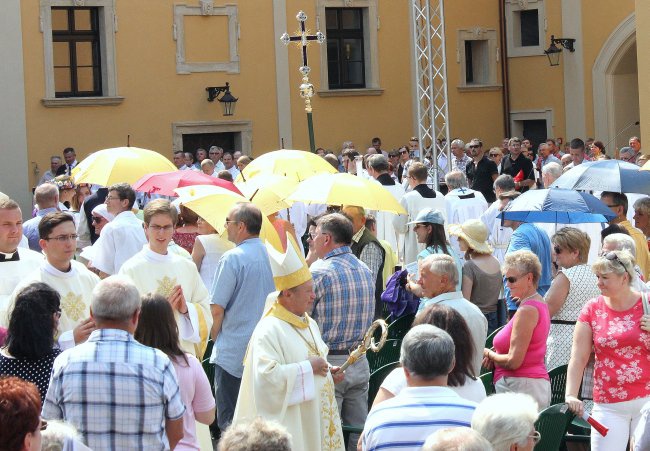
xmin=133 ymin=171 xmax=242 ymax=197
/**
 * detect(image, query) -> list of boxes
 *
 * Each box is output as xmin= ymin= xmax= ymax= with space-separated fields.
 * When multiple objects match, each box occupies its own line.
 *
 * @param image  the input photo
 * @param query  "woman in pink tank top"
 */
xmin=482 ymin=250 xmax=551 ymax=410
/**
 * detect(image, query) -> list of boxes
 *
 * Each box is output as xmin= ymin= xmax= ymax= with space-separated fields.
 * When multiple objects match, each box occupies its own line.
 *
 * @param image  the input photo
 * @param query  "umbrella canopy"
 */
xmin=236 ymin=174 xmax=297 ymax=216
xmin=550 ymin=159 xmax=650 ymax=195
xmin=497 ymin=188 xmax=616 ymax=224
xmin=133 ymin=170 xmax=242 ymax=197
xmin=239 ymin=149 xmax=337 ymax=182
xmin=71 ymin=147 xmax=178 ymax=186
xmin=174 ymin=186 xmax=282 ymax=250
xmin=288 ymin=173 xmax=407 ymax=214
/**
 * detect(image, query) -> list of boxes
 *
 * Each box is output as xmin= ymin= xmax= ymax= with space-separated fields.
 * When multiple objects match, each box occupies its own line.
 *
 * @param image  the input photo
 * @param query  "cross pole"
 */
xmin=280 ymin=11 xmax=325 ymax=153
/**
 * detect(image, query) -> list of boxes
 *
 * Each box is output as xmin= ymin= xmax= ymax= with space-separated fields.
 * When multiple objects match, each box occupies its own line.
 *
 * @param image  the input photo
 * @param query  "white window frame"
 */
xmin=505 ymin=0 xmax=546 ymax=58
xmin=40 ymin=0 xmax=122 ymax=107
xmin=316 ymin=0 xmax=383 ymax=97
xmin=457 ymin=28 xmax=499 ymax=90
xmin=173 ymin=3 xmax=239 ymax=74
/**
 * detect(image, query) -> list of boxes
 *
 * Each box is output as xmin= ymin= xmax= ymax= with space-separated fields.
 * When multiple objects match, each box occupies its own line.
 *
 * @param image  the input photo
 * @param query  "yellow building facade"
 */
xmin=0 ymin=0 xmax=648 ymax=212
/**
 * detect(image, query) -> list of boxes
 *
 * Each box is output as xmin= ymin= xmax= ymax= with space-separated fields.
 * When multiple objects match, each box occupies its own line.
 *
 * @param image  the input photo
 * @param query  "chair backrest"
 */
xmin=479 ymin=372 xmax=495 ymax=395
xmin=387 ymin=313 xmax=415 ymax=340
xmin=485 ymin=325 xmax=504 ymax=349
xmin=368 ymin=361 xmax=401 ymax=410
xmin=534 ymin=403 xmax=574 ymax=451
xmin=367 ymin=339 xmax=402 ymax=373
xmin=548 ymin=364 xmax=568 ymax=406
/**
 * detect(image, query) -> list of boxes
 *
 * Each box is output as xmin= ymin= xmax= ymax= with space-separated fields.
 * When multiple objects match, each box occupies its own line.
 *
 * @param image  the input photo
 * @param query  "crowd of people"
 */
xmin=1 ymin=132 xmax=650 ymax=451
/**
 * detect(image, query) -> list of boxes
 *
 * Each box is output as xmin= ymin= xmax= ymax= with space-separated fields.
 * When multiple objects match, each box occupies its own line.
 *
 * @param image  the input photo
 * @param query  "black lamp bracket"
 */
xmin=550 ymin=35 xmax=576 ymax=52
xmin=206 ymin=82 xmax=232 ymax=102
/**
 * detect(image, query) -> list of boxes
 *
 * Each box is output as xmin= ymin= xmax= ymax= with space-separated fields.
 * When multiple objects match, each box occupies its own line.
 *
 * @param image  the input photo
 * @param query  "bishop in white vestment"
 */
xmin=233 ymin=235 xmax=345 ymax=451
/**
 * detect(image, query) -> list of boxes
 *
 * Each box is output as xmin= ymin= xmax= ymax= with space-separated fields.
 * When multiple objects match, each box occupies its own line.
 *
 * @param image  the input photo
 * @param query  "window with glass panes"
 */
xmin=52 ymin=7 xmax=102 ymax=97
xmin=325 ymin=8 xmax=365 ymax=89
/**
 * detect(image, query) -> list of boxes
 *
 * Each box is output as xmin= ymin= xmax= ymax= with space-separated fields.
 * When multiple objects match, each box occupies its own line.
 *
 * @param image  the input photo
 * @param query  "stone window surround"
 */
xmin=173 ymin=2 xmax=239 ymax=74
xmin=315 ymin=0 xmax=383 ymax=97
xmin=457 ymin=27 xmax=500 ymax=91
xmin=505 ymin=0 xmax=547 ymax=58
xmin=509 ymin=108 xmax=554 ymax=139
xmin=172 ymin=120 xmax=253 ymax=156
xmin=40 ymin=0 xmax=122 ymax=107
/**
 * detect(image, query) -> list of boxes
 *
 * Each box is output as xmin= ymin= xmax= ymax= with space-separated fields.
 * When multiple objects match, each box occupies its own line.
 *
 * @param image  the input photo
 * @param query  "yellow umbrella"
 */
xmin=71 ymin=147 xmax=177 ymax=186
xmin=174 ymin=186 xmax=282 ymax=251
xmin=236 ymin=174 xmax=298 ymax=216
xmin=288 ymin=173 xmax=407 ymax=214
xmin=239 ymin=149 xmax=337 ymax=182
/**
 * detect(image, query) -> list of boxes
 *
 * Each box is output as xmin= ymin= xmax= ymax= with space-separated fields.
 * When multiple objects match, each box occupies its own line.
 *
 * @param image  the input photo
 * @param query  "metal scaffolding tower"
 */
xmin=411 ymin=0 xmax=450 ymax=189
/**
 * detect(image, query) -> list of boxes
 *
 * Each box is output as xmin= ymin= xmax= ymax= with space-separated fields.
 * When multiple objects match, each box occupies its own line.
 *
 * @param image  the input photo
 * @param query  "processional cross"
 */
xmin=280 ymin=11 xmax=325 ymax=153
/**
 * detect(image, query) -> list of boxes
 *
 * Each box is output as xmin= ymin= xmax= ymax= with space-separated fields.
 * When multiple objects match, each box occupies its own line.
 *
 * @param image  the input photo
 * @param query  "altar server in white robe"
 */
xmin=9 ymin=211 xmax=99 ymax=348
xmin=233 ymin=234 xmax=346 ymax=451
xmin=0 ymin=198 xmax=44 ymax=327
xmin=119 ymin=198 xmax=212 ymax=358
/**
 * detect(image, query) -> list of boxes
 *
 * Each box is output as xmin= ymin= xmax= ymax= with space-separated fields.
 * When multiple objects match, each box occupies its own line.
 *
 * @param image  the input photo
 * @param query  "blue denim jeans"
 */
xmin=485 ymin=311 xmax=500 ymax=336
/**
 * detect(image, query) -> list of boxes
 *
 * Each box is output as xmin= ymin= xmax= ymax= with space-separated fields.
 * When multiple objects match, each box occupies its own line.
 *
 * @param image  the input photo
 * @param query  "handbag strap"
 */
xmin=642 ymin=291 xmax=650 ymax=315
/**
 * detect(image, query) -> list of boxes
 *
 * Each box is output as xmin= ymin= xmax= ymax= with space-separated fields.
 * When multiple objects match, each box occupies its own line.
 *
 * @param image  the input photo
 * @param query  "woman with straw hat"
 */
xmin=450 ymin=219 xmax=502 ymax=334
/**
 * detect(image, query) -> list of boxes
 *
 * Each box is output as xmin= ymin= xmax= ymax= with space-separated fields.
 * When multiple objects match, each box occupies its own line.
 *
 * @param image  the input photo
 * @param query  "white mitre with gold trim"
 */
xmin=265 ymin=233 xmax=312 ymax=291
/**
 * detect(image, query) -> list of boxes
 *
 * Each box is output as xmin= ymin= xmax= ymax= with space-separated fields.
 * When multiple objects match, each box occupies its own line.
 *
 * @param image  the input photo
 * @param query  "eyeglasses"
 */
xmin=307 ymin=232 xmax=317 ymax=240
xmin=54 ymin=308 xmax=62 ymax=319
xmin=505 ymin=273 xmax=528 ymax=284
xmin=45 ymin=234 xmax=78 ymax=242
xmin=554 ymin=246 xmax=563 ymax=255
xmin=224 ymin=219 xmax=240 ymax=226
xmin=604 ymin=251 xmax=626 ymax=269
xmin=105 ymin=196 xmax=121 ymax=201
xmin=148 ymin=224 xmax=174 ymax=232
xmin=469 ymin=145 xmax=480 ymax=149
xmin=400 ymin=150 xmax=409 ymax=155
xmin=605 ymin=204 xmax=620 ymax=208
xmin=40 ymin=419 xmax=48 ymax=431
xmin=91 ymin=216 xmax=104 ymax=224
xmin=529 ymin=431 xmax=541 ymax=445
xmin=489 ymin=152 xmax=500 ymax=157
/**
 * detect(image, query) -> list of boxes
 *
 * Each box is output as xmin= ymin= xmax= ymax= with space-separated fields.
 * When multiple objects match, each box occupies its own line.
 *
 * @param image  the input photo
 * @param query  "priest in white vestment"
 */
xmin=9 ymin=212 xmax=99 ymax=348
xmin=0 ymin=199 xmax=45 ymax=327
xmin=233 ymin=235 xmax=345 ymax=451
xmin=119 ymin=199 xmax=212 ymax=358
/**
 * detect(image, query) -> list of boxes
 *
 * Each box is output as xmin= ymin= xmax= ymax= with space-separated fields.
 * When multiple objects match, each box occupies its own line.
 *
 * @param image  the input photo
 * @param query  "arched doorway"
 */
xmin=593 ymin=14 xmax=640 ymax=152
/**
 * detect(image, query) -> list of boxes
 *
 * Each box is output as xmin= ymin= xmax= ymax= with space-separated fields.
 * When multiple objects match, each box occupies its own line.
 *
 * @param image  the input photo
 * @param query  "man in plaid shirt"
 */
xmin=42 ymin=276 xmax=185 ymax=450
xmin=310 ymin=213 xmax=375 ymax=450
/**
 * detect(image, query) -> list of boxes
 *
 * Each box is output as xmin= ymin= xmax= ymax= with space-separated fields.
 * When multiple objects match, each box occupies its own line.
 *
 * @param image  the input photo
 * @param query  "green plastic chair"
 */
xmin=387 ymin=313 xmax=415 ymax=340
xmin=534 ymin=403 xmax=574 ymax=451
xmin=367 ymin=339 xmax=401 ymax=373
xmin=479 ymin=372 xmax=495 ymax=395
xmin=368 ymin=361 xmax=401 ymax=410
xmin=548 ymin=364 xmax=568 ymax=406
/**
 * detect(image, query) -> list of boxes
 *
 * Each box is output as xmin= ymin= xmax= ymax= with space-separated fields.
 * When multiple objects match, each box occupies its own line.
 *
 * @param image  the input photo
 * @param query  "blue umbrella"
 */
xmin=550 ymin=159 xmax=650 ymax=194
xmin=497 ymin=188 xmax=616 ymax=223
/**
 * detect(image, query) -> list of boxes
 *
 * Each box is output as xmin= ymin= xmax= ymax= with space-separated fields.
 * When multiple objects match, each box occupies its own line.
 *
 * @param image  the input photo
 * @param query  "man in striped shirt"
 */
xmin=361 ymin=324 xmax=477 ymax=451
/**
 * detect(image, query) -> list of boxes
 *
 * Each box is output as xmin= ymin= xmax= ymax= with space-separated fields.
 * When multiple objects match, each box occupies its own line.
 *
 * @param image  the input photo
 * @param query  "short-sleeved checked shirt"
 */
xmin=42 ymin=329 xmax=185 ymax=450
xmin=310 ymin=246 xmax=375 ymax=351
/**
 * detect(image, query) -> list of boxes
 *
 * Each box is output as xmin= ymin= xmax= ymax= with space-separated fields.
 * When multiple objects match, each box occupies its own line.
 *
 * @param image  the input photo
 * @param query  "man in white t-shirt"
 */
xmin=92 ymin=183 xmax=147 ymax=277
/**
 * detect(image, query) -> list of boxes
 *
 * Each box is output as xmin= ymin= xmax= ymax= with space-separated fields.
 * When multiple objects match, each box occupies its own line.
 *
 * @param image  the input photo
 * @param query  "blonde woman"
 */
xmin=566 ymin=250 xmax=650 ymax=451
xmin=483 ymin=250 xmax=551 ymax=410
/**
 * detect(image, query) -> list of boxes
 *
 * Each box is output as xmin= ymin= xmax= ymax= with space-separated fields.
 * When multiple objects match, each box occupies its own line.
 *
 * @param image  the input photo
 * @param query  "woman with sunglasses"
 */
xmin=482 ymin=250 xmax=551 ymax=410
xmin=544 ymin=228 xmax=600 ymax=372
xmin=0 ymin=283 xmax=62 ymax=401
xmin=566 ymin=250 xmax=650 ymax=451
